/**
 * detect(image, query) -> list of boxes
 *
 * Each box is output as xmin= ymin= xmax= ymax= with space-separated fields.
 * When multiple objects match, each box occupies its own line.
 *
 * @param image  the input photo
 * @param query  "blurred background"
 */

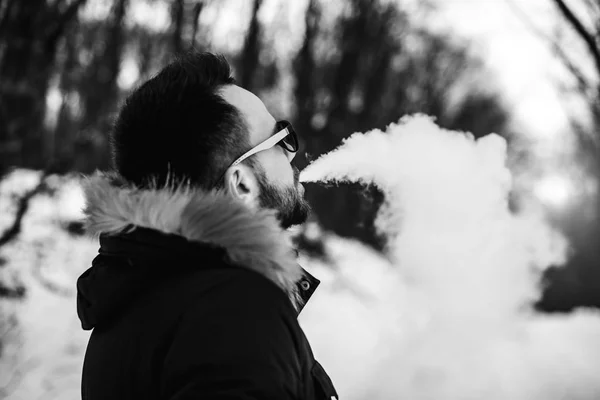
xmin=0 ymin=0 xmax=599 ymax=398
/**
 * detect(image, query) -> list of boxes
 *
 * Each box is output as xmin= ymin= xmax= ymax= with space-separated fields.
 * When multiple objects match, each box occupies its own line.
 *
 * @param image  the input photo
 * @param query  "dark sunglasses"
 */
xmin=274 ymin=120 xmax=299 ymax=153
xmin=227 ymin=120 xmax=298 ymax=169
xmin=214 ymin=120 xmax=299 ymax=186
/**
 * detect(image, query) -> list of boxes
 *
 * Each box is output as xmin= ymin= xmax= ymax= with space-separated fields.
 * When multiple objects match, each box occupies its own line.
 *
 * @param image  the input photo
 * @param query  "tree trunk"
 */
xmin=293 ymin=0 xmax=320 ymax=168
xmin=0 ymin=0 xmax=87 ymax=172
xmin=239 ymin=0 xmax=263 ymax=91
xmin=81 ymin=0 xmax=128 ymax=128
xmin=171 ymin=0 xmax=185 ymax=54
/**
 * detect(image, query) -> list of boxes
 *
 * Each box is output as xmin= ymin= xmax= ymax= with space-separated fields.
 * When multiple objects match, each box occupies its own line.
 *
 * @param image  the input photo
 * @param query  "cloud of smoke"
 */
xmin=299 ymin=115 xmax=600 ymax=400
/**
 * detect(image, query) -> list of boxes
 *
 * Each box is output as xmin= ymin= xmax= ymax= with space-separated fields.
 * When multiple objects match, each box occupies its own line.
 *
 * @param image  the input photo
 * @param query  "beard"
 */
xmin=256 ymin=165 xmax=310 ymax=229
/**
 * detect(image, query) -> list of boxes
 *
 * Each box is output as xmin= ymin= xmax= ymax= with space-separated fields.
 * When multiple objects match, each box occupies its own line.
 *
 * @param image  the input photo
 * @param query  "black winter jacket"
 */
xmin=76 ymin=174 xmax=338 ymax=400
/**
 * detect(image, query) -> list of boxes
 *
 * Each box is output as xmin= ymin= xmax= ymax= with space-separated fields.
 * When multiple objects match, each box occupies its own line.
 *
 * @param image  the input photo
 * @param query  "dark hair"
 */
xmin=110 ymin=51 xmax=249 ymax=189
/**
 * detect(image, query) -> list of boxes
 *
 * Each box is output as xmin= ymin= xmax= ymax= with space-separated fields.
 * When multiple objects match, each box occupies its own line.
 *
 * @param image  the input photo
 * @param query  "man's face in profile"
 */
xmin=220 ymin=85 xmax=310 ymax=228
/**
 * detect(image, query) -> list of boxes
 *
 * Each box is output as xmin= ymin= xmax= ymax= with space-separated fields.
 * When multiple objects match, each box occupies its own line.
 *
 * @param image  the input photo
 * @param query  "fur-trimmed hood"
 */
xmin=80 ymin=173 xmax=316 ymax=312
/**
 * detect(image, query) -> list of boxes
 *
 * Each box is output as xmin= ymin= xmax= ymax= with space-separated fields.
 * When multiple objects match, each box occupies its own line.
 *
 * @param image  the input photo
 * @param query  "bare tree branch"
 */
xmin=0 ymin=171 xmax=51 ymax=248
xmin=506 ymin=0 xmax=596 ymax=105
xmin=550 ymin=0 xmax=600 ymax=74
xmin=556 ymin=90 xmax=600 ymax=150
xmin=552 ymin=40 xmax=595 ymax=97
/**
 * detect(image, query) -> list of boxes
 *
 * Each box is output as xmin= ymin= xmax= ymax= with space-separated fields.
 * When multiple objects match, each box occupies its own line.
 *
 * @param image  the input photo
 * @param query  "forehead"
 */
xmin=219 ymin=85 xmax=275 ymax=145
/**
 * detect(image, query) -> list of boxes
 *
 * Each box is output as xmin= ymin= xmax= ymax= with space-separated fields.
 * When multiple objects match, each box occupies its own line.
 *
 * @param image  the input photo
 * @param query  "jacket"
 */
xmin=76 ymin=173 xmax=338 ymax=400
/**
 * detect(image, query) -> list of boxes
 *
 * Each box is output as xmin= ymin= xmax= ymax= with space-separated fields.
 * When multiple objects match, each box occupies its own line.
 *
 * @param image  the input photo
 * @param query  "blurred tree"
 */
xmin=0 ymin=0 xmax=511 ymax=252
xmin=53 ymin=27 xmax=81 ymax=164
xmin=293 ymin=0 xmax=406 ymax=249
xmin=532 ymin=0 xmax=600 ymax=311
xmin=74 ymin=0 xmax=129 ymax=172
xmin=171 ymin=0 xmax=186 ymax=54
xmin=171 ymin=0 xmax=205 ymax=54
xmin=293 ymin=0 xmax=320 ymax=143
xmin=0 ymin=0 xmax=87 ymax=175
xmin=239 ymin=0 xmax=263 ymax=91
xmin=546 ymin=0 xmax=599 ymax=160
xmin=1 ymin=0 xmax=211 ymax=178
xmin=292 ymin=0 xmax=511 ymax=249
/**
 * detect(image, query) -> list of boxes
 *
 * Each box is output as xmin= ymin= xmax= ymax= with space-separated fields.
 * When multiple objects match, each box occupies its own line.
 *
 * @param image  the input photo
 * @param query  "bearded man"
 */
xmin=76 ymin=51 xmax=338 ymax=400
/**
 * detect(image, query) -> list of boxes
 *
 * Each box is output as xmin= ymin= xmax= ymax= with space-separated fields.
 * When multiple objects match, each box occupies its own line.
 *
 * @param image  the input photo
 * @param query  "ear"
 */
xmin=224 ymin=165 xmax=260 ymax=206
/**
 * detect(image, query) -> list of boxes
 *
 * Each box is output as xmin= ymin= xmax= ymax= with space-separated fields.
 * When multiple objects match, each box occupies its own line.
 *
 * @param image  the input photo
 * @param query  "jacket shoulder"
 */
xmin=159 ymin=267 xmax=306 ymax=399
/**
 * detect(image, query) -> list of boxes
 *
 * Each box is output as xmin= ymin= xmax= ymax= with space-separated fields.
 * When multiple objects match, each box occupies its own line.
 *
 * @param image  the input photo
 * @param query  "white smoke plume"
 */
xmin=299 ymin=115 xmax=600 ymax=400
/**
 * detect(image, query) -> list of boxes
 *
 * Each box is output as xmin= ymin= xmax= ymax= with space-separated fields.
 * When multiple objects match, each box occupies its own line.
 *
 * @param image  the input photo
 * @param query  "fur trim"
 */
xmin=82 ymin=172 xmax=304 ymax=308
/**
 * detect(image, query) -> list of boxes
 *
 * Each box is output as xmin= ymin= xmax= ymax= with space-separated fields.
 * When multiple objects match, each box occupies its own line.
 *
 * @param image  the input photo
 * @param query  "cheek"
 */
xmin=257 ymin=152 xmax=294 ymax=184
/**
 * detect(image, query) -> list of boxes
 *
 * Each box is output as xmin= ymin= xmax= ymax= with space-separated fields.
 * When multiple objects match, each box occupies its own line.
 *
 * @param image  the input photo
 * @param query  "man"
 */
xmin=76 ymin=52 xmax=338 ymax=399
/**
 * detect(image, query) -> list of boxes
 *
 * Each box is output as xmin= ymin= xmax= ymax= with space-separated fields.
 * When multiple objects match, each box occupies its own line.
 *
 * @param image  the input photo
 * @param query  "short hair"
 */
xmin=111 ymin=51 xmax=249 ymax=189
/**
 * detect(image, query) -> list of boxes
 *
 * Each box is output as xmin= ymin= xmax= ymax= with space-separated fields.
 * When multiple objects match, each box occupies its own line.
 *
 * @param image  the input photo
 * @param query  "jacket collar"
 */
xmin=82 ymin=172 xmax=318 ymax=312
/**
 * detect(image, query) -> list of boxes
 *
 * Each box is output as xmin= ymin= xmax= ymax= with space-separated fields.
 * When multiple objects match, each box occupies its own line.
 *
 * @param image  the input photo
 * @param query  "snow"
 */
xmin=0 ymin=171 xmax=95 ymax=400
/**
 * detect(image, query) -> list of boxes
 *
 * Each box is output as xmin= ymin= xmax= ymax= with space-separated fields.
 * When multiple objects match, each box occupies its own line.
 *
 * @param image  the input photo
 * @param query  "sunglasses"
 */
xmin=216 ymin=120 xmax=299 ymax=184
